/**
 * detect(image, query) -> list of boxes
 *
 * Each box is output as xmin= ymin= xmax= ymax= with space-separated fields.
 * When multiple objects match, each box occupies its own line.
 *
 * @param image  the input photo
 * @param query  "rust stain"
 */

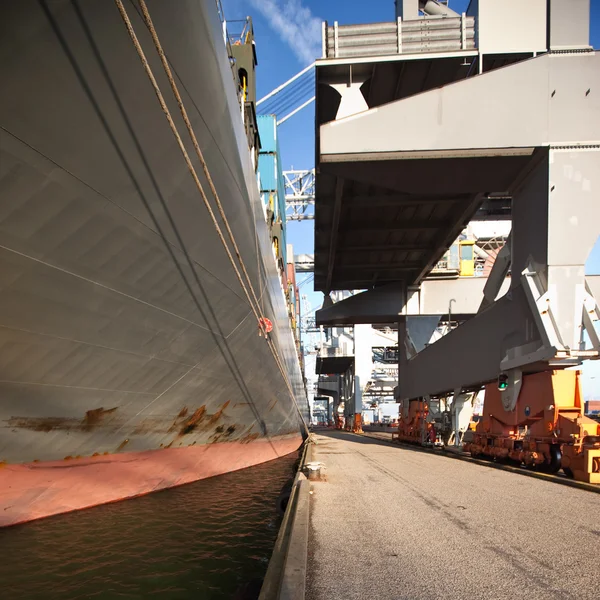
xmin=215 ymin=425 xmax=225 ymax=434
xmin=179 ymin=406 xmax=206 ymax=435
xmin=103 ymin=452 xmax=109 ymax=456
xmin=268 ymin=399 xmax=278 ymax=412
xmin=64 ymin=455 xmax=73 ymax=461
xmin=225 ymin=425 xmax=236 ymax=436
xmin=164 ymin=440 xmax=174 ymax=449
xmin=116 ymin=439 xmax=129 ymax=452
xmin=240 ymin=432 xmax=260 ymax=444
xmin=83 ymin=407 xmax=118 ymax=431
xmin=8 ymin=416 xmax=74 ymax=432
xmin=178 ymin=407 xmax=189 ymax=418
xmin=8 ymin=408 xmax=119 ymax=434
xmin=32 ymin=459 xmax=40 ymax=463
xmin=92 ymin=452 xmax=100 ymax=457
xmin=208 ymin=401 xmax=230 ymax=425
xmin=0 ymin=460 xmax=7 ymax=469
xmin=133 ymin=417 xmax=170 ymax=435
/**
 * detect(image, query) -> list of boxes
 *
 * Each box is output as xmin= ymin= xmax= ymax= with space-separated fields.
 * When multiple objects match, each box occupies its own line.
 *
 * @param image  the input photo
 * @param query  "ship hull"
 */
xmin=0 ymin=433 xmax=300 ymax=527
xmin=0 ymin=0 xmax=308 ymax=524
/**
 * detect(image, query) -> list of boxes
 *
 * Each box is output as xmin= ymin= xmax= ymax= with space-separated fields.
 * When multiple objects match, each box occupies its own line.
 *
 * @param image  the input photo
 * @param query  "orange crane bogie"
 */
xmin=464 ymin=371 xmax=600 ymax=483
xmin=392 ymin=399 xmax=437 ymax=446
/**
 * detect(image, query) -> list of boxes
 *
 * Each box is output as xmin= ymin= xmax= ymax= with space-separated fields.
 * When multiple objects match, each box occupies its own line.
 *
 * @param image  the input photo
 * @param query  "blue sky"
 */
xmin=222 ymin=0 xmax=600 ymax=397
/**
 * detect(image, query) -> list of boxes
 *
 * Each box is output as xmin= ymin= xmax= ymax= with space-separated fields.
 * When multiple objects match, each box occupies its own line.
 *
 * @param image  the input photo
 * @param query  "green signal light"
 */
xmin=498 ymin=373 xmax=508 ymax=391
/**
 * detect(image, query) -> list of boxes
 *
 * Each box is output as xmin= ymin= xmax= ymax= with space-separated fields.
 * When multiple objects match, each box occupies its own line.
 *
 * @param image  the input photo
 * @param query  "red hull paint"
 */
xmin=0 ymin=435 xmax=302 ymax=527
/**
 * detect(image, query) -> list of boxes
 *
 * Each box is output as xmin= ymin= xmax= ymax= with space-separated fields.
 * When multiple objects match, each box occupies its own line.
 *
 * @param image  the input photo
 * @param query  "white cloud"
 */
xmin=248 ymin=0 xmax=322 ymax=65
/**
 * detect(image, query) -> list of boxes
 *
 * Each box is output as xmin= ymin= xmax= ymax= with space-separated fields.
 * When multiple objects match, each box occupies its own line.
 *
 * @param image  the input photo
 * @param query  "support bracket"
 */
xmin=500 ymin=368 xmax=522 ymax=412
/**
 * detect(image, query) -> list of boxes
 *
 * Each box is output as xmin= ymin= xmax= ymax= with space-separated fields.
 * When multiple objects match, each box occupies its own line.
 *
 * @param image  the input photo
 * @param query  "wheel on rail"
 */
xmin=563 ymin=466 xmax=574 ymax=478
xmin=545 ymin=445 xmax=562 ymax=474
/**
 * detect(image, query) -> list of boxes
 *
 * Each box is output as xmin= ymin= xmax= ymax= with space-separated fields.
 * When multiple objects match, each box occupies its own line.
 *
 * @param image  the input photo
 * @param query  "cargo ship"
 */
xmin=0 ymin=0 xmax=309 ymax=527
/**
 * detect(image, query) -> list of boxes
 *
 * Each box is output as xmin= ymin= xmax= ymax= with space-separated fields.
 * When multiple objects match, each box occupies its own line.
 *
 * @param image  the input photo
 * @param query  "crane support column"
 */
xmin=399 ymin=145 xmax=600 ymax=401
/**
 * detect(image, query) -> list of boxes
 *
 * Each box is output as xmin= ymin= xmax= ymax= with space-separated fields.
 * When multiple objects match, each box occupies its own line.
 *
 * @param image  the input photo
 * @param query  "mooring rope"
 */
xmin=114 ymin=0 xmax=308 ymax=434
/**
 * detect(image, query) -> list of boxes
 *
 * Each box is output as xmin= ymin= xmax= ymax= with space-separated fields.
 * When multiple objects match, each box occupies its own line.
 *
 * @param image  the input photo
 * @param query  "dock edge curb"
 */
xmin=259 ymin=439 xmax=313 ymax=600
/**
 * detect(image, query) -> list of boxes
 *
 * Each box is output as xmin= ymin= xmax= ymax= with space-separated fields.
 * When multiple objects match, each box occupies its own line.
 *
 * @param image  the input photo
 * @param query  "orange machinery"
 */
xmin=392 ymin=399 xmax=437 ymax=445
xmin=463 ymin=370 xmax=600 ymax=483
xmin=343 ymin=414 xmax=363 ymax=433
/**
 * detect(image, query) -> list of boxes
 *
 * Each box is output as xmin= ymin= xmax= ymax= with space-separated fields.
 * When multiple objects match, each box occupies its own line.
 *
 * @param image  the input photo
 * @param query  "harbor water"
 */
xmin=0 ymin=450 xmax=300 ymax=599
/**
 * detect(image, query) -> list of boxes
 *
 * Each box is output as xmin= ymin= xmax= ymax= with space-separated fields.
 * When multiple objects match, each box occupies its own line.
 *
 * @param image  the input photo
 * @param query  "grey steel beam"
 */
xmin=338 ymin=220 xmax=447 ymax=232
xmin=399 ymin=151 xmax=600 ymax=400
xmin=322 ymin=277 xmax=411 ymax=288
xmin=317 ymin=283 xmax=404 ymax=326
xmin=398 ymin=286 xmax=544 ymax=400
xmin=288 ymin=214 xmax=315 ymax=221
xmin=414 ymin=193 xmax=483 ymax=284
xmin=319 ymin=243 xmax=432 ymax=252
xmin=335 ymin=262 xmax=421 ymax=271
xmin=479 ymin=233 xmax=511 ymax=312
xmin=325 ymin=177 xmax=344 ymax=293
xmin=295 ymin=254 xmax=315 ymax=273
xmin=320 ymin=55 xmax=600 ymax=157
xmin=549 ymin=0 xmax=591 ymax=50
xmin=315 ymin=277 xmax=512 ymax=326
xmin=341 ymin=194 xmax=462 ymax=207
xmin=587 ymin=276 xmax=600 ymax=304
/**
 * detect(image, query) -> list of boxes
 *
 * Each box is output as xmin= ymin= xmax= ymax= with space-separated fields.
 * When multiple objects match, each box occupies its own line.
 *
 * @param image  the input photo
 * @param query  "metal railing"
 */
xmin=322 ymin=14 xmax=475 ymax=59
xmin=319 ymin=346 xmax=353 ymax=358
xmin=227 ymin=17 xmax=254 ymax=47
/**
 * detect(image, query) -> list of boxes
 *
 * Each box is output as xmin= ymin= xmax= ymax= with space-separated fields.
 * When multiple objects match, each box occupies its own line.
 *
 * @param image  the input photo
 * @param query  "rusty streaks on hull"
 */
xmin=133 ymin=416 xmax=176 ymax=435
xmin=240 ymin=432 xmax=260 ymax=444
xmin=83 ymin=407 xmax=118 ymax=431
xmin=8 ymin=407 xmax=119 ymax=433
xmin=179 ymin=406 xmax=207 ymax=435
xmin=116 ymin=439 xmax=129 ymax=452
xmin=8 ymin=416 xmax=77 ymax=432
xmin=208 ymin=400 xmax=230 ymax=425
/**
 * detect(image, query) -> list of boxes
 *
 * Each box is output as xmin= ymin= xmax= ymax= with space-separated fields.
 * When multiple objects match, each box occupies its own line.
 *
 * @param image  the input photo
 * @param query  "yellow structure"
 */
xmin=459 ymin=240 xmax=475 ymax=277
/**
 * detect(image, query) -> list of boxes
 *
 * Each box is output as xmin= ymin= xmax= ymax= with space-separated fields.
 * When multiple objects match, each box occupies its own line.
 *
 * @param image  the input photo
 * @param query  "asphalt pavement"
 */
xmin=306 ymin=429 xmax=600 ymax=600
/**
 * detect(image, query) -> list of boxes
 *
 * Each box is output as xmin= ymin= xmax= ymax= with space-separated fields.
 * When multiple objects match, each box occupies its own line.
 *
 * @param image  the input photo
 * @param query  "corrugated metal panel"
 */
xmin=276 ymin=158 xmax=286 ymax=223
xmin=258 ymin=153 xmax=277 ymax=191
xmin=257 ymin=114 xmax=277 ymax=153
xmin=257 ymin=115 xmax=288 ymax=266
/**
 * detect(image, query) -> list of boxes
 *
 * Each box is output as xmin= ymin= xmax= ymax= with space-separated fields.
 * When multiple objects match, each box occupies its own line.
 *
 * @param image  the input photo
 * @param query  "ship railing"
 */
xmin=215 ymin=0 xmax=237 ymax=88
xmin=322 ymin=14 xmax=475 ymax=59
xmin=319 ymin=346 xmax=353 ymax=359
xmin=215 ymin=0 xmax=230 ymax=50
xmin=226 ymin=17 xmax=254 ymax=48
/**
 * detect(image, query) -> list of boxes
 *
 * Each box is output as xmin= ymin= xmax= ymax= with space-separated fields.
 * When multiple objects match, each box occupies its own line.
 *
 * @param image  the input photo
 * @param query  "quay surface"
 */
xmin=306 ymin=430 xmax=599 ymax=600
